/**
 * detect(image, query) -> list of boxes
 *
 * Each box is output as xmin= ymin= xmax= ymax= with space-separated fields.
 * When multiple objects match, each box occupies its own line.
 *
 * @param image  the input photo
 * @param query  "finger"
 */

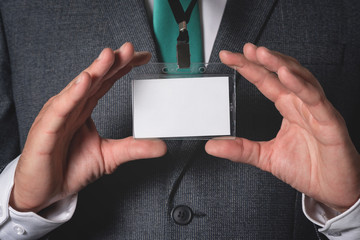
xmin=84 ymin=48 xmax=115 ymax=80
xmin=130 ymin=51 xmax=152 ymax=67
xmin=243 ymin=42 xmax=260 ymax=64
xmin=23 ymin=72 xmax=92 ymax=159
xmin=42 ymin=71 xmax=92 ymax=132
xmin=101 ymin=42 xmax=135 ymax=81
xmin=102 ymin=47 xmax=149 ymax=83
xmin=255 ymin=46 xmax=316 ymax=83
xmin=220 ymin=50 xmax=289 ymax=102
xmin=278 ymin=66 xmax=324 ymax=106
xmin=277 ymin=66 xmax=337 ymax=123
xmin=79 ymin=51 xmax=151 ymax=121
xmin=44 ymin=46 xmax=118 ymax=129
xmin=76 ymin=65 xmax=133 ymax=122
xmin=87 ymin=44 xmax=146 ymax=100
xmin=88 ymin=51 xmax=152 ymax=105
xmin=23 ymin=49 xmax=117 ymax=158
xmin=55 ymin=47 xmax=115 ymax=102
xmin=53 ymin=47 xmax=116 ymax=103
xmin=75 ymin=47 xmax=116 ymax=100
xmin=108 ymin=51 xmax=151 ymax=81
xmin=56 ymin=45 xmax=135 ymax=125
xmin=101 ymin=137 xmax=167 ymax=174
xmin=205 ymin=138 xmax=265 ymax=170
xmin=47 ymin=44 xmax=138 ymax=126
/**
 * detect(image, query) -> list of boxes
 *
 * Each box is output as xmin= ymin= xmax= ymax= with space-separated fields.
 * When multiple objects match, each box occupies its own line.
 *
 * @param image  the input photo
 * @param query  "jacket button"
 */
xmin=171 ymin=205 xmax=193 ymax=225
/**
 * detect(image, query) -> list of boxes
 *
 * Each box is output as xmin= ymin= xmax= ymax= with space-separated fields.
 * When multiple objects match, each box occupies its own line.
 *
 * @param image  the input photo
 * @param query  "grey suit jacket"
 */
xmin=1 ymin=0 xmax=359 ymax=239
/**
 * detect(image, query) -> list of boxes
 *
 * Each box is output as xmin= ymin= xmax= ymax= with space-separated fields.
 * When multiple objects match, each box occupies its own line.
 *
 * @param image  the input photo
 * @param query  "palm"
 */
xmin=64 ymin=119 xmax=104 ymax=195
xmin=266 ymin=115 xmax=333 ymax=202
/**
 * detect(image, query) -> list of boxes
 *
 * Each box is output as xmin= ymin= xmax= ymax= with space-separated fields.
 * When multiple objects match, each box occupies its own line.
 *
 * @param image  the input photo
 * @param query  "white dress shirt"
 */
xmin=1 ymin=1 xmax=360 ymax=239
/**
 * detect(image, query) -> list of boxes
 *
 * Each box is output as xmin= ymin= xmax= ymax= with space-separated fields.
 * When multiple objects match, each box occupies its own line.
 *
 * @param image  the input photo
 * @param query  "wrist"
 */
xmin=9 ymin=186 xmax=47 ymax=214
xmin=320 ymin=190 xmax=360 ymax=213
xmin=329 ymin=197 xmax=360 ymax=213
xmin=9 ymin=188 xmax=36 ymax=213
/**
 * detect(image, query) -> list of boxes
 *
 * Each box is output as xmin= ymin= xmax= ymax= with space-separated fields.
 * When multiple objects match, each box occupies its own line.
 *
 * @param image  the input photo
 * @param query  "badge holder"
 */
xmin=131 ymin=63 xmax=236 ymax=140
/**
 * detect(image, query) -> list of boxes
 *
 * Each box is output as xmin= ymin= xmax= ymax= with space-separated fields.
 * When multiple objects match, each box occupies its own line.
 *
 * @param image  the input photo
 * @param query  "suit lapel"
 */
xmin=99 ymin=0 xmax=159 ymax=62
xmin=210 ymin=0 xmax=278 ymax=62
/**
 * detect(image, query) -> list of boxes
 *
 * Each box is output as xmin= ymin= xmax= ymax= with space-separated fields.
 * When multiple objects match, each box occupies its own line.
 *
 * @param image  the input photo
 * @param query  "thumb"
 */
xmin=205 ymin=138 xmax=262 ymax=167
xmin=101 ymin=137 xmax=167 ymax=174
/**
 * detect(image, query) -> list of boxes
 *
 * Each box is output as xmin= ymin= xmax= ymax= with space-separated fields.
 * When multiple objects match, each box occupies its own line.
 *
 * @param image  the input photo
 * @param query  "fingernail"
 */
xmin=98 ymin=49 xmax=106 ymax=60
xmin=246 ymin=42 xmax=257 ymax=48
xmin=119 ymin=42 xmax=129 ymax=51
xmin=219 ymin=50 xmax=232 ymax=59
xmin=259 ymin=46 xmax=270 ymax=54
xmin=220 ymin=50 xmax=232 ymax=54
xmin=75 ymin=74 xmax=83 ymax=84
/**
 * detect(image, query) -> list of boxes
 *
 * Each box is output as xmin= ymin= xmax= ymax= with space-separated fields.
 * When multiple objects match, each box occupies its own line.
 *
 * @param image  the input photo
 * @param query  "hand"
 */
xmin=206 ymin=43 xmax=360 ymax=212
xmin=10 ymin=42 xmax=167 ymax=213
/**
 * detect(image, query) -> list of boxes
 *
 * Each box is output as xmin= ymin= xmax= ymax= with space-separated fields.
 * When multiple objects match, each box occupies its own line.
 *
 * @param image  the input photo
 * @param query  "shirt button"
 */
xmin=171 ymin=205 xmax=193 ymax=225
xmin=13 ymin=224 xmax=26 ymax=235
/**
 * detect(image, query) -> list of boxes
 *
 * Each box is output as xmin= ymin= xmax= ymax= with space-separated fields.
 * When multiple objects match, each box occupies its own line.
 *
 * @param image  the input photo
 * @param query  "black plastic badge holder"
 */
xmin=131 ymin=63 xmax=236 ymax=140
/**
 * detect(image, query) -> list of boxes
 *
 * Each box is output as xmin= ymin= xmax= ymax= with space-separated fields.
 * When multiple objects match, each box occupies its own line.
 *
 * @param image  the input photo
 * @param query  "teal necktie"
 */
xmin=153 ymin=0 xmax=204 ymax=64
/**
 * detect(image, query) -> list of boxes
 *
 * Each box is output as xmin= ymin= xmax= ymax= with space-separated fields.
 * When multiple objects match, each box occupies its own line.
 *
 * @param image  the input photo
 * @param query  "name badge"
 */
xmin=131 ymin=63 xmax=236 ymax=139
xmin=133 ymin=76 xmax=230 ymax=139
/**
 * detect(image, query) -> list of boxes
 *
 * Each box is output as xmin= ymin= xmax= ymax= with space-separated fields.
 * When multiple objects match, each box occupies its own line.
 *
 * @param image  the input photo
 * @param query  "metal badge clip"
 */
xmin=176 ymin=21 xmax=190 ymax=68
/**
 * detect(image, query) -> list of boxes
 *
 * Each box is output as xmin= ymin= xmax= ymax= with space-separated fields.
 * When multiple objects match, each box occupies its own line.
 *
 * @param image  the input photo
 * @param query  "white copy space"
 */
xmin=133 ymin=76 xmax=230 ymax=138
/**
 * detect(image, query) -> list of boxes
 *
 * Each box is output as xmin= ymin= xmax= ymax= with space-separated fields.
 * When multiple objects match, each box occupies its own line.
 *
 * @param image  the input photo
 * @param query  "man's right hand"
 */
xmin=9 ymin=42 xmax=167 ymax=213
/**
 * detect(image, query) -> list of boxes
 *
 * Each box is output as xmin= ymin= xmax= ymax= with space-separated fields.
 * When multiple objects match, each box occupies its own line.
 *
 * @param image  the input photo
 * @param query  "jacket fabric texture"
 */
xmin=0 ymin=0 xmax=359 ymax=239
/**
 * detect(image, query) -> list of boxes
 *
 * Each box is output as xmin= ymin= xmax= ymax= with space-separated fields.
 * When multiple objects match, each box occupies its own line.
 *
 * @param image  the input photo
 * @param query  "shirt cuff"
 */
xmin=303 ymin=194 xmax=360 ymax=239
xmin=0 ymin=156 xmax=77 ymax=239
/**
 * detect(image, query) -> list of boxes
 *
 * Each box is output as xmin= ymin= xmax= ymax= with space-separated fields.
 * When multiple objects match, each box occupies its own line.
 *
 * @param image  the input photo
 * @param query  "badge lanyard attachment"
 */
xmin=168 ymin=0 xmax=198 ymax=69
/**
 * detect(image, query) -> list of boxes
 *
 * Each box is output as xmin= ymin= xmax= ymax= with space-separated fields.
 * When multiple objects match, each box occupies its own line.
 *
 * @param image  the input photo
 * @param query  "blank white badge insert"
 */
xmin=133 ymin=76 xmax=231 ymax=138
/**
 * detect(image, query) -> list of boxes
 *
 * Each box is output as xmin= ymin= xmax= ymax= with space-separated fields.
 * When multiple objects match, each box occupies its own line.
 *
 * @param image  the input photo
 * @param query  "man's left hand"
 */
xmin=206 ymin=43 xmax=360 ymax=212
